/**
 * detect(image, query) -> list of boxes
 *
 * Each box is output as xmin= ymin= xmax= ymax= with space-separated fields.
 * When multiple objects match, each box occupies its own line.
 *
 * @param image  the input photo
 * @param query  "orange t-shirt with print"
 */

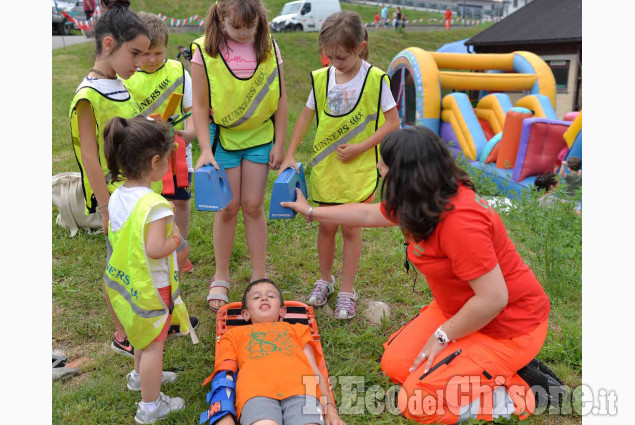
xmin=215 ymin=321 xmax=323 ymax=419
xmin=380 ymin=184 xmax=550 ymax=339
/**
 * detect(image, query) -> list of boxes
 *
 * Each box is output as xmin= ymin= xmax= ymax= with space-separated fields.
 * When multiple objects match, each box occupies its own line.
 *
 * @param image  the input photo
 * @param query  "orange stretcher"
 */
xmin=204 ymin=301 xmax=335 ymax=402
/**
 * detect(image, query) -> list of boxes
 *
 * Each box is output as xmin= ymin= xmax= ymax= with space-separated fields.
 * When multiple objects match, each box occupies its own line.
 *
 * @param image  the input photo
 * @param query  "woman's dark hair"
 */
xmin=104 ymin=116 xmax=174 ymax=183
xmin=94 ymin=0 xmax=149 ymax=56
xmin=534 ymin=172 xmax=558 ymax=191
xmin=204 ymin=0 xmax=272 ymax=64
xmin=380 ymin=126 xmax=475 ymax=242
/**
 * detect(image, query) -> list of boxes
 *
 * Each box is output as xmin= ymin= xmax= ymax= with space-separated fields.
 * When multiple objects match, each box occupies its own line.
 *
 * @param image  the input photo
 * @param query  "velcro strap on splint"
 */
xmin=202 ymin=360 xmax=239 ymax=386
xmin=173 ymin=133 xmax=189 ymax=188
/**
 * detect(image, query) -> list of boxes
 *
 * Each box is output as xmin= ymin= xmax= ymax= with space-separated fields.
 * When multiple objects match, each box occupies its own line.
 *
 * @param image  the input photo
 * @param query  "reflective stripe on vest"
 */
xmin=309 ymin=66 xmax=387 ymax=204
xmin=190 ymin=37 xmax=280 ymax=151
xmin=105 ymin=192 xmax=190 ymax=350
xmin=69 ymin=86 xmax=148 ymax=214
xmin=123 ymin=60 xmax=186 ymax=130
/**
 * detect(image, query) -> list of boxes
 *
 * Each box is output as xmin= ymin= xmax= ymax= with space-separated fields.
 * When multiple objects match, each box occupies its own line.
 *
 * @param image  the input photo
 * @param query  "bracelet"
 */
xmin=171 ymin=235 xmax=181 ymax=247
xmin=98 ymin=203 xmax=109 ymax=210
xmin=308 ymin=206 xmax=315 ymax=222
xmin=326 ymin=401 xmax=337 ymax=413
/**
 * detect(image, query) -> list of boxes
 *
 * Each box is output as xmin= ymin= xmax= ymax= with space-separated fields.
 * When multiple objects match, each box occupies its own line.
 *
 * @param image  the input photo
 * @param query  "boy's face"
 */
xmin=241 ymin=283 xmax=286 ymax=324
xmin=141 ymin=44 xmax=167 ymax=73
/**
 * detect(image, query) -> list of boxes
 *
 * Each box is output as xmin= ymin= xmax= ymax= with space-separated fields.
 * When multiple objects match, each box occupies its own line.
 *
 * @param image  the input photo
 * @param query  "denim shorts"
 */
xmin=211 ymin=123 xmax=272 ymax=169
xmin=163 ymin=173 xmax=192 ymax=201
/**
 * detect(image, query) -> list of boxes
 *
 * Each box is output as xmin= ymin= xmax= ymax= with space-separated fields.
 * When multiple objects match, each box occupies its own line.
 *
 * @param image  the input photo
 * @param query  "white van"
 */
xmin=270 ymin=0 xmax=341 ymax=32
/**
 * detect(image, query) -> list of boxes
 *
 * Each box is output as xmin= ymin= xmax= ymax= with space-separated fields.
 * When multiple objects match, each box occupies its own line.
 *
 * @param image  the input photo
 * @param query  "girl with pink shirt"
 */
xmin=190 ymin=0 xmax=288 ymax=313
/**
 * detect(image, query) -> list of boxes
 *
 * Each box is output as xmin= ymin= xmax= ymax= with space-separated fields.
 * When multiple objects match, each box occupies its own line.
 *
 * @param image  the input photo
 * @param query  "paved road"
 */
xmin=52 ymin=35 xmax=93 ymax=50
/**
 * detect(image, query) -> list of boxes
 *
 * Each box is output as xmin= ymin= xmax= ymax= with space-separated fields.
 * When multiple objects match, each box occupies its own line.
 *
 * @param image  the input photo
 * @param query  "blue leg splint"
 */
xmin=199 ymin=371 xmax=237 ymax=424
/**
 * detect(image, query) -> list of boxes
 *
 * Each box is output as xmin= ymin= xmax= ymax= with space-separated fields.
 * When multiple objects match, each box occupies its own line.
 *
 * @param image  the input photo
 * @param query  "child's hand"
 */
xmin=174 ymin=129 xmax=197 ymax=146
xmin=336 ymin=143 xmax=363 ymax=163
xmin=195 ymin=150 xmax=219 ymax=170
xmin=325 ymin=406 xmax=347 ymax=425
xmin=269 ymin=143 xmax=285 ymax=170
xmin=278 ymin=156 xmax=299 ymax=176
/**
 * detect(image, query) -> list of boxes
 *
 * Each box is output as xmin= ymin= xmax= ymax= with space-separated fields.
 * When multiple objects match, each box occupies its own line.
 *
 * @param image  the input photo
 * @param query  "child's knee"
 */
xmin=319 ymin=222 xmax=338 ymax=237
xmin=220 ymin=198 xmax=242 ymax=217
xmin=240 ymin=200 xmax=264 ymax=219
xmin=341 ymin=226 xmax=361 ymax=240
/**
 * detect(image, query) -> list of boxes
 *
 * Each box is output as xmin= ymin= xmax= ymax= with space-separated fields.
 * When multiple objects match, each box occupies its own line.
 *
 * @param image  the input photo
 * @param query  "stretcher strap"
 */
xmin=162 ymin=161 xmax=175 ymax=195
xmin=173 ymin=133 xmax=189 ymax=188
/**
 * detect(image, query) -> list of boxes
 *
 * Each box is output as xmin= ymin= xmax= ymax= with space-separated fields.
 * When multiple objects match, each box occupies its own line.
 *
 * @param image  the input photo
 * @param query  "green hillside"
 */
xmin=129 ymin=0 xmax=444 ymax=23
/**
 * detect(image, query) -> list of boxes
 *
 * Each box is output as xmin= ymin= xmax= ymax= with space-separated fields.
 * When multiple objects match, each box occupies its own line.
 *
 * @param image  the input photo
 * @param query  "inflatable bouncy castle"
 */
xmin=387 ymin=47 xmax=582 ymax=198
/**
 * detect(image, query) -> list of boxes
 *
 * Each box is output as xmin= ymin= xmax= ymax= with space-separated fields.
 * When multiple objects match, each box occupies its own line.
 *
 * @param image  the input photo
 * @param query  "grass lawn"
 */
xmin=52 ymin=4 xmax=581 ymax=424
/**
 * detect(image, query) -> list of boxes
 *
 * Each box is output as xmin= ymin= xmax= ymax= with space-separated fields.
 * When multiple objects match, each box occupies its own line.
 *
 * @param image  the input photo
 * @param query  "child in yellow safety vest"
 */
xmin=280 ymin=11 xmax=401 ymax=320
xmin=190 ymin=0 xmax=288 ymax=313
xmin=68 ymin=0 xmax=152 ymax=358
xmin=124 ymin=12 xmax=197 ymax=274
xmin=103 ymin=116 xmax=193 ymax=425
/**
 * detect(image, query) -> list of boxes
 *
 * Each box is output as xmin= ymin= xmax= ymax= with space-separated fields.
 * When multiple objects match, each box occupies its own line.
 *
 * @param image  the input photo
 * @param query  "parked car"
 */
xmin=52 ymin=0 xmax=86 ymax=34
xmin=270 ymin=0 xmax=341 ymax=32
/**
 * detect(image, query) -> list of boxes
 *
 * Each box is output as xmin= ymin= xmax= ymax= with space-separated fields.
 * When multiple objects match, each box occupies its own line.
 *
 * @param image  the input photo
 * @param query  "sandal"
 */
xmin=207 ymin=278 xmax=229 ymax=313
xmin=334 ymin=289 xmax=358 ymax=320
xmin=306 ymin=275 xmax=335 ymax=307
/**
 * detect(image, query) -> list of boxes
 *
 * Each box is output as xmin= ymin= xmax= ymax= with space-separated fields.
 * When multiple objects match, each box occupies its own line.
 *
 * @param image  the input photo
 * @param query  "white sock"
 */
xmin=131 ymin=370 xmax=140 ymax=380
xmin=140 ymin=398 xmax=159 ymax=412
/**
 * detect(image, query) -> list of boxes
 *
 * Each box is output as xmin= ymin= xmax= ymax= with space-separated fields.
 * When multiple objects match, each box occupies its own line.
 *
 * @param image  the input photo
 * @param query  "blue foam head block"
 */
xmin=194 ymin=165 xmax=233 ymax=212
xmin=269 ymin=163 xmax=308 ymax=219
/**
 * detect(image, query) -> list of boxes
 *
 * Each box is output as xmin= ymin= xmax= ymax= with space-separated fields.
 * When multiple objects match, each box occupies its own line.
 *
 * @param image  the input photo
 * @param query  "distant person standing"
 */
xmin=401 ymin=13 xmax=406 ymax=31
xmin=374 ymin=11 xmax=380 ymax=31
xmin=445 ymin=7 xmax=452 ymax=30
xmin=84 ymin=0 xmax=96 ymax=20
xmin=393 ymin=8 xmax=401 ymax=31
xmin=381 ymin=4 xmax=389 ymax=30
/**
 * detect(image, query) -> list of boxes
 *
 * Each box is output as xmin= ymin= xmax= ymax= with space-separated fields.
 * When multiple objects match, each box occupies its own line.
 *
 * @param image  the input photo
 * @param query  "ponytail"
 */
xmin=103 ymin=116 xmax=174 ymax=183
xmin=204 ymin=3 xmax=223 ymax=56
xmin=103 ymin=117 xmax=128 ymax=183
xmin=360 ymin=26 xmax=369 ymax=60
xmin=94 ymin=0 xmax=148 ymax=56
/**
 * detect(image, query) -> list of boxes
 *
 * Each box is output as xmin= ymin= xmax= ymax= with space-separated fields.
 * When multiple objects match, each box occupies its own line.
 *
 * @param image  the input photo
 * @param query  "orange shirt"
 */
xmin=215 ymin=321 xmax=322 ymax=418
xmin=381 ymin=185 xmax=550 ymax=339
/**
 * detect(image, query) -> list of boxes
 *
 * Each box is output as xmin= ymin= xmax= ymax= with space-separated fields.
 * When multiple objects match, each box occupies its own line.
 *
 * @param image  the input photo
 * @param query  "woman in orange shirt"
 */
xmin=282 ymin=126 xmax=553 ymax=424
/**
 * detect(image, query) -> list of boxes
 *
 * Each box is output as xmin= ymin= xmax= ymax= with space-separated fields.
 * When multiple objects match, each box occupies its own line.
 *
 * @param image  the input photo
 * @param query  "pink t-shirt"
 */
xmin=192 ymin=39 xmax=283 ymax=119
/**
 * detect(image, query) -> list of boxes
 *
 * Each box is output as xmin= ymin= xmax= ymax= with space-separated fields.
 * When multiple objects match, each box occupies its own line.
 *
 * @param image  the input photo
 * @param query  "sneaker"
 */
xmin=111 ymin=333 xmax=134 ymax=357
xmin=134 ymin=392 xmax=185 ymax=424
xmin=167 ymin=315 xmax=199 ymax=338
xmin=334 ymin=290 xmax=358 ymax=320
xmin=307 ymin=276 xmax=335 ymax=307
xmin=181 ymin=259 xmax=193 ymax=273
xmin=516 ymin=358 xmax=567 ymax=410
xmin=127 ymin=371 xmax=178 ymax=391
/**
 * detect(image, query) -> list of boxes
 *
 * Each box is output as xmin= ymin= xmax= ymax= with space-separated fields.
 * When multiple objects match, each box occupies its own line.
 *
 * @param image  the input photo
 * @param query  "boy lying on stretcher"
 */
xmin=203 ymin=279 xmax=346 ymax=425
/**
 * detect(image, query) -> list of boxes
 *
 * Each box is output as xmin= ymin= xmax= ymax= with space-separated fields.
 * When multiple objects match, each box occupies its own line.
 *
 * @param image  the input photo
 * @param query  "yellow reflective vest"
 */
xmin=123 ymin=59 xmax=186 ymax=131
xmin=190 ymin=36 xmax=280 ymax=151
xmin=105 ymin=191 xmax=190 ymax=350
xmin=69 ymin=81 xmax=162 ymax=214
xmin=310 ymin=65 xmax=388 ymax=204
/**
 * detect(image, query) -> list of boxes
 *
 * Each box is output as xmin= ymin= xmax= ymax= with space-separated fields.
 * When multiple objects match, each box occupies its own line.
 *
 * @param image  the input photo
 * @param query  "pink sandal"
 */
xmin=207 ymin=278 xmax=229 ymax=314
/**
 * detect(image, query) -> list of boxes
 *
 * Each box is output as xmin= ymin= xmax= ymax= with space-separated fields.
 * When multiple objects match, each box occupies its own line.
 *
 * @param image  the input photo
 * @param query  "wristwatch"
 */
xmin=434 ymin=326 xmax=451 ymax=345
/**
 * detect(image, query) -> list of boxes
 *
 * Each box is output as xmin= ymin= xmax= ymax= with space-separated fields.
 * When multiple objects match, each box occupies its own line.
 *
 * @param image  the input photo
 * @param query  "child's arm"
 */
xmin=191 ymin=62 xmax=219 ymax=170
xmin=174 ymin=107 xmax=196 ymax=146
xmin=558 ymin=161 xmax=567 ymax=178
xmin=278 ymin=106 xmax=316 ymax=175
xmin=302 ymin=344 xmax=347 ymax=425
xmin=77 ymin=100 xmax=111 ymax=233
xmin=270 ymin=63 xmax=288 ymax=170
xmin=336 ymin=106 xmax=400 ymax=163
xmin=144 ymin=217 xmax=181 ymax=259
